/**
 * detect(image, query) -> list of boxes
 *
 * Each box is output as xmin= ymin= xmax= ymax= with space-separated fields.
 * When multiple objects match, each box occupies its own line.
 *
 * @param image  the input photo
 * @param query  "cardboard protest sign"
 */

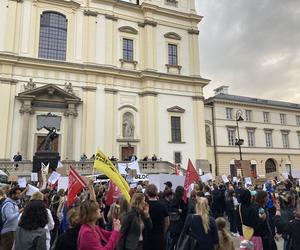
xmin=8 ymin=175 xmax=18 ymax=182
xmin=26 ymin=184 xmax=39 ymax=196
xmin=18 ymin=177 xmax=27 ymax=188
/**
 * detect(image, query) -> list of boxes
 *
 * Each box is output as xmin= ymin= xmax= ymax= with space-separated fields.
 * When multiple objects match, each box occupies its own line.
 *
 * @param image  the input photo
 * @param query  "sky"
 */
xmin=195 ymin=0 xmax=300 ymax=103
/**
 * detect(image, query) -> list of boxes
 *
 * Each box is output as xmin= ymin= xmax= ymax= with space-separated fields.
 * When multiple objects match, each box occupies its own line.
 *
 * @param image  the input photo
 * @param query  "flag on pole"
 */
xmin=67 ymin=166 xmax=86 ymax=207
xmin=106 ymin=181 xmax=121 ymax=206
xmin=94 ymin=150 xmax=131 ymax=202
xmin=183 ymin=159 xmax=199 ymax=203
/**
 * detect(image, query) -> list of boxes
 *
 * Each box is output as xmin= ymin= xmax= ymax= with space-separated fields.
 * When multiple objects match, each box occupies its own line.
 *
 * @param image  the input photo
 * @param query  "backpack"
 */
xmin=0 ymin=199 xmax=14 ymax=232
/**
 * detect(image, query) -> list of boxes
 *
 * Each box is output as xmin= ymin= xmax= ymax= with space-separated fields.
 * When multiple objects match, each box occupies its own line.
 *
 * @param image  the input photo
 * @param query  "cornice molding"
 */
xmin=104 ymin=88 xmax=118 ymax=94
xmin=192 ymin=96 xmax=204 ymax=101
xmin=0 ymin=53 xmax=210 ymax=87
xmin=84 ymin=10 xmax=98 ymax=17
xmin=35 ymin=0 xmax=81 ymax=9
xmin=167 ymin=106 xmax=185 ymax=113
xmin=82 ymin=86 xmax=97 ymax=91
xmin=0 ymin=77 xmax=17 ymax=85
xmin=139 ymin=91 xmax=158 ymax=97
xmin=187 ymin=29 xmax=200 ymax=35
xmin=105 ymin=14 xmax=118 ymax=21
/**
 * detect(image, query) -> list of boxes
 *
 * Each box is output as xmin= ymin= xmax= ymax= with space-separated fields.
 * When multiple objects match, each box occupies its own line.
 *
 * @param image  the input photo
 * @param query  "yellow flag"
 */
xmin=94 ymin=150 xmax=131 ymax=202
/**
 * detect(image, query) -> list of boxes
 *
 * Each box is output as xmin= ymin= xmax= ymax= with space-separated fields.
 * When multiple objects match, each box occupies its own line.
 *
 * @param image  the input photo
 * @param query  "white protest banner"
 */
xmin=57 ymin=177 xmax=69 ymax=191
xmin=118 ymin=163 xmax=128 ymax=175
xmin=222 ymin=175 xmax=229 ymax=183
xmin=282 ymin=172 xmax=289 ymax=180
xmin=26 ymin=184 xmax=39 ymax=196
xmin=48 ymin=171 xmax=61 ymax=185
xmin=232 ymin=177 xmax=238 ymax=183
xmin=201 ymin=173 xmax=213 ymax=183
xmin=31 ymin=173 xmax=38 ymax=182
xmin=148 ymin=174 xmax=185 ymax=192
xmin=291 ymin=170 xmax=300 ymax=179
xmin=18 ymin=177 xmax=27 ymax=188
xmin=245 ymin=177 xmax=252 ymax=186
xmin=128 ymin=160 xmax=140 ymax=174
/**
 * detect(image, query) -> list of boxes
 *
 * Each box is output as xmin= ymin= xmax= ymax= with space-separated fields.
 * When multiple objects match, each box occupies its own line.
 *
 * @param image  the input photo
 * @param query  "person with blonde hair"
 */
xmin=118 ymin=193 xmax=152 ymax=250
xmin=178 ymin=197 xmax=218 ymax=250
xmin=215 ymin=217 xmax=235 ymax=250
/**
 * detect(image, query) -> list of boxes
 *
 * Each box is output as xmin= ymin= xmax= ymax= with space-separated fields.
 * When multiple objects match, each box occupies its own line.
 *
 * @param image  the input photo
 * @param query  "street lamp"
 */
xmin=235 ymin=110 xmax=244 ymax=160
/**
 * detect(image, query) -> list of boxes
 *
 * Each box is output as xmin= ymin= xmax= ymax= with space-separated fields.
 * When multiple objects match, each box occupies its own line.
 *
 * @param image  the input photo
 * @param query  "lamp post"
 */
xmin=235 ymin=110 xmax=244 ymax=160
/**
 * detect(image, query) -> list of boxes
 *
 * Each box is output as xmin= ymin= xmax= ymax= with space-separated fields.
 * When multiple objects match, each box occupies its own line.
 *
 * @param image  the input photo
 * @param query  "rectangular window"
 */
xmin=123 ymin=38 xmax=134 ymax=61
xmin=265 ymin=131 xmax=273 ymax=148
xmin=280 ymin=113 xmax=286 ymax=124
xmin=263 ymin=112 xmax=269 ymax=123
xmin=296 ymin=115 xmax=300 ymax=126
xmin=282 ymin=133 xmax=289 ymax=148
xmin=174 ymin=152 xmax=182 ymax=164
xmin=171 ymin=116 xmax=181 ymax=142
xmin=227 ymin=128 xmax=236 ymax=146
xmin=168 ymin=44 xmax=178 ymax=65
xmin=245 ymin=110 xmax=252 ymax=121
xmin=247 ymin=130 xmax=255 ymax=147
xmin=226 ymin=108 xmax=233 ymax=120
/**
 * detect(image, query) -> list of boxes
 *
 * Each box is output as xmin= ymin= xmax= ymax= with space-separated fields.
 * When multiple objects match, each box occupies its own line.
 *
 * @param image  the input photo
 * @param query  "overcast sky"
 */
xmin=196 ymin=1 xmax=300 ymax=103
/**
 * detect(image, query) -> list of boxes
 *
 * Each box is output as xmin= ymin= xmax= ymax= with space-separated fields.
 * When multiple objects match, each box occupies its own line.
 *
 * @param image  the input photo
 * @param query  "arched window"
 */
xmin=38 ymin=12 xmax=67 ymax=61
xmin=122 ymin=112 xmax=134 ymax=138
xmin=265 ymin=159 xmax=277 ymax=173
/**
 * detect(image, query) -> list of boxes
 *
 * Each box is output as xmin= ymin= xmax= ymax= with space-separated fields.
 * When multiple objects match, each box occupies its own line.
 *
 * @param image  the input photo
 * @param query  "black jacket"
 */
xmin=117 ymin=209 xmax=152 ymax=250
xmin=54 ymin=226 xmax=80 ymax=250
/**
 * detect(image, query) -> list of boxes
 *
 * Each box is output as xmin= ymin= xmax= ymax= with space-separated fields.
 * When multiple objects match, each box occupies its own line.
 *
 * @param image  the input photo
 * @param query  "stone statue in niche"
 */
xmin=122 ymin=112 xmax=134 ymax=138
xmin=24 ymin=78 xmax=36 ymax=91
xmin=205 ymin=124 xmax=212 ymax=146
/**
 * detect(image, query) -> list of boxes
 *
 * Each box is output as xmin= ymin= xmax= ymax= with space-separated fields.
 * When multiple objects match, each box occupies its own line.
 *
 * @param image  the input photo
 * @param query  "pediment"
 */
xmin=164 ymin=32 xmax=181 ymax=40
xmin=17 ymin=84 xmax=81 ymax=108
xmin=167 ymin=106 xmax=185 ymax=113
xmin=118 ymin=26 xmax=138 ymax=34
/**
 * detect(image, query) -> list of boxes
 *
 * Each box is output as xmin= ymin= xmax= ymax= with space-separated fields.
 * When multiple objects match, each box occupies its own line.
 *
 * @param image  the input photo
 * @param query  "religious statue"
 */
xmin=122 ymin=112 xmax=134 ymax=138
xmin=205 ymin=124 xmax=212 ymax=146
xmin=64 ymin=82 xmax=74 ymax=94
xmin=24 ymin=78 xmax=36 ymax=91
xmin=40 ymin=127 xmax=59 ymax=151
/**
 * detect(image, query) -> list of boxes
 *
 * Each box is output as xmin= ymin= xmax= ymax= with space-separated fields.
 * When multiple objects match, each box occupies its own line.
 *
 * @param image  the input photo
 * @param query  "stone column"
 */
xmin=188 ymin=29 xmax=200 ymax=76
xmin=19 ymin=99 xmax=33 ymax=160
xmin=143 ymin=19 xmax=157 ymax=71
xmin=64 ymin=103 xmax=78 ymax=160
xmin=193 ymin=96 xmax=207 ymax=159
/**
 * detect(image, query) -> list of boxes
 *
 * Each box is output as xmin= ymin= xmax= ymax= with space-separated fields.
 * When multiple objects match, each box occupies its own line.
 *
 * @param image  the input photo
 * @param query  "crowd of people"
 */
xmin=0 ymin=174 xmax=299 ymax=250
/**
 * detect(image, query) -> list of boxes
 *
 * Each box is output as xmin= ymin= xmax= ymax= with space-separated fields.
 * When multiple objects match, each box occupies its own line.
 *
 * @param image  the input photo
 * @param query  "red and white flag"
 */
xmin=106 ymin=181 xmax=121 ymax=206
xmin=67 ymin=166 xmax=86 ymax=207
xmin=175 ymin=165 xmax=180 ymax=176
xmin=183 ymin=159 xmax=199 ymax=203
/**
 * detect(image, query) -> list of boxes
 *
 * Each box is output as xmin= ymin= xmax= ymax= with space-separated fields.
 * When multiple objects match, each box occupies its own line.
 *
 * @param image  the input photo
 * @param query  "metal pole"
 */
xmin=236 ymin=115 xmax=243 ymax=161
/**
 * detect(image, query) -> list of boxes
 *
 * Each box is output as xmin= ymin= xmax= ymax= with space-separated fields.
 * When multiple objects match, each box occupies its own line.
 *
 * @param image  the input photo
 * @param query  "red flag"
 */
xmin=183 ymin=159 xmax=199 ymax=203
xmin=67 ymin=166 xmax=86 ymax=207
xmin=106 ymin=181 xmax=121 ymax=206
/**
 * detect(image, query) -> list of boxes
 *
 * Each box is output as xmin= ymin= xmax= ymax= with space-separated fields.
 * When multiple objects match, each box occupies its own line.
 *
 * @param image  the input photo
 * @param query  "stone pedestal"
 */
xmin=32 ymin=151 xmax=60 ymax=173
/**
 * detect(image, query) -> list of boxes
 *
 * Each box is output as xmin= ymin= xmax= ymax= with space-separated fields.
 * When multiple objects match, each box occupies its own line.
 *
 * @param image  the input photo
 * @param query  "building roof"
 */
xmin=205 ymin=93 xmax=300 ymax=110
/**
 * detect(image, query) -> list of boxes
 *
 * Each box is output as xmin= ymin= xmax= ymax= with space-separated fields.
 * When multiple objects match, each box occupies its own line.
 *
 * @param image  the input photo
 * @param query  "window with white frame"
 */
xmin=168 ymin=44 xmax=178 ymax=65
xmin=123 ymin=38 xmax=134 ymax=61
xmin=265 ymin=130 xmax=273 ymax=148
xmin=227 ymin=128 xmax=236 ymax=146
xmin=174 ymin=152 xmax=182 ymax=163
xmin=226 ymin=108 xmax=233 ymax=120
xmin=171 ymin=116 xmax=181 ymax=142
xmin=282 ymin=132 xmax=289 ymax=148
xmin=245 ymin=110 xmax=252 ymax=121
xmin=280 ymin=113 xmax=286 ymax=124
xmin=263 ymin=112 xmax=269 ymax=123
xmin=247 ymin=130 xmax=255 ymax=147
xmin=296 ymin=115 xmax=300 ymax=126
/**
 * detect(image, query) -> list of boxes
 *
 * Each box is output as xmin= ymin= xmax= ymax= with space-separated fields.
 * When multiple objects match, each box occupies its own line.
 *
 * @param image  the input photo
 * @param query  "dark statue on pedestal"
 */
xmin=40 ymin=126 xmax=58 ymax=151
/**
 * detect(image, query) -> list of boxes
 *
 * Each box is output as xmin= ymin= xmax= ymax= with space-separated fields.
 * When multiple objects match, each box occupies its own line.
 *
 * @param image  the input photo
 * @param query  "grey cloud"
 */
xmin=196 ymin=0 xmax=300 ymax=103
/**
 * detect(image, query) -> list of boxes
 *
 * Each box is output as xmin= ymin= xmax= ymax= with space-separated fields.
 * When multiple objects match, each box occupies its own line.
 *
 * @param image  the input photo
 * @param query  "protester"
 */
xmin=0 ymin=186 xmax=22 ymax=250
xmin=225 ymin=187 xmax=239 ymax=236
xmin=145 ymin=184 xmax=169 ymax=250
xmin=55 ymin=207 xmax=81 ymax=250
xmin=78 ymin=199 xmax=121 ymax=250
xmin=118 ymin=193 xmax=152 ymax=250
xmin=216 ymin=217 xmax=235 ymax=250
xmin=168 ymin=186 xmax=187 ymax=249
xmin=236 ymin=189 xmax=264 ymax=250
xmin=274 ymin=195 xmax=300 ymax=250
xmin=30 ymin=191 xmax=55 ymax=250
xmin=80 ymin=153 xmax=88 ymax=167
xmin=13 ymin=152 xmax=22 ymax=169
xmin=179 ymin=197 xmax=219 ymax=250
xmin=15 ymin=200 xmax=48 ymax=250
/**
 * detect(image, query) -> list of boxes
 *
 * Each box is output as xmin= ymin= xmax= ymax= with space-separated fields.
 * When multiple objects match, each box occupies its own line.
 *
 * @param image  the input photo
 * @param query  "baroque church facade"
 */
xmin=0 ymin=0 xmax=209 ymax=168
